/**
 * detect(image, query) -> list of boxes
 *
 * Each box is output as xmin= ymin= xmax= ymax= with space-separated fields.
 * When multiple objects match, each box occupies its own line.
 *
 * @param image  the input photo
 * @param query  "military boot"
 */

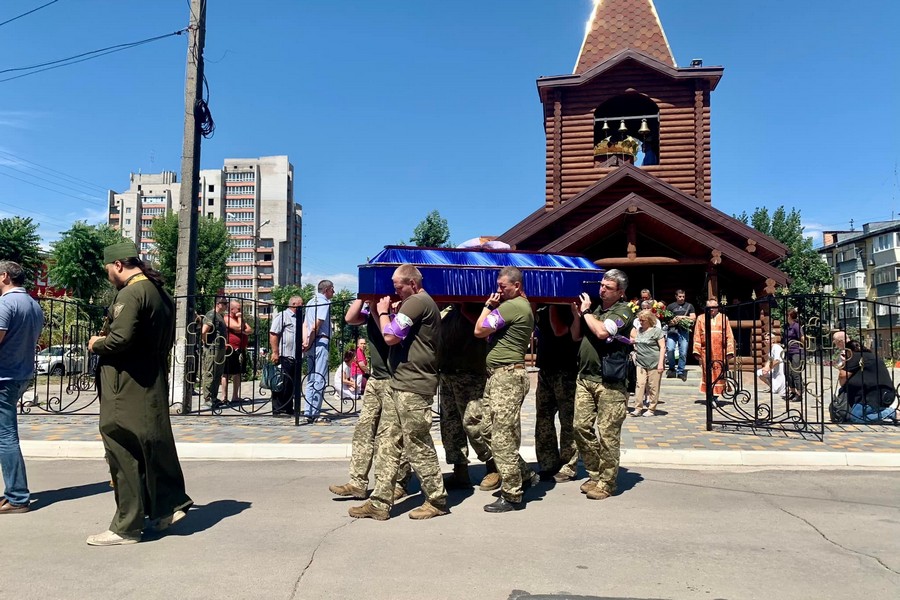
xmin=408 ymin=501 xmax=448 ymax=520
xmin=329 ymin=482 xmax=367 ymax=499
xmin=444 ymin=464 xmax=472 ymax=489
xmin=479 ymin=459 xmax=501 ymax=491
xmin=579 ymin=479 xmax=598 ymax=494
xmin=392 ymin=486 xmax=409 ymax=502
xmin=348 ymin=501 xmax=389 ymax=521
xmin=586 ymin=487 xmax=612 ymax=500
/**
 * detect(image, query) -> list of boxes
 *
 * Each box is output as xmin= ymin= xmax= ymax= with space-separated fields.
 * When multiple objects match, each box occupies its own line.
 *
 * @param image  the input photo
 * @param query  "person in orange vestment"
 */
xmin=692 ymin=299 xmax=735 ymax=405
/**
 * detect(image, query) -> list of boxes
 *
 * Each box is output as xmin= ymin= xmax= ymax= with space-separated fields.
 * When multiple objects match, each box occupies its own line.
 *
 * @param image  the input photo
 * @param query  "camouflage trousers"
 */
xmin=573 ymin=377 xmax=627 ymax=495
xmin=534 ymin=369 xmax=578 ymax=477
xmin=201 ymin=346 xmax=226 ymax=403
xmin=483 ymin=366 xmax=533 ymax=503
xmin=370 ymin=389 xmax=447 ymax=511
xmin=439 ymin=371 xmax=492 ymax=465
xmin=348 ymin=378 xmax=411 ymax=492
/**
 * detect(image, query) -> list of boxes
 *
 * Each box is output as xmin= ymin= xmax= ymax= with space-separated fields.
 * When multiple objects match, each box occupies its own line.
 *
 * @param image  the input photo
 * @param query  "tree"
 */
xmin=48 ymin=222 xmax=125 ymax=301
xmin=410 ymin=210 xmax=451 ymax=247
xmin=737 ymin=206 xmax=832 ymax=294
xmin=151 ymin=213 xmax=235 ymax=297
xmin=0 ymin=216 xmax=42 ymax=288
xmin=271 ymin=283 xmax=314 ymax=310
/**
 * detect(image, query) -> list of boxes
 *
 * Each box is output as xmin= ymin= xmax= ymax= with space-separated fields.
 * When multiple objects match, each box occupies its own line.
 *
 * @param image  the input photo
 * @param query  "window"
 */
xmin=141 ymin=219 xmax=152 ymax=229
xmin=838 ymin=302 xmax=868 ymax=319
xmin=208 ymin=184 xmax=215 ymax=192
xmin=142 ymin=207 xmax=165 ymax=216
xmin=873 ymin=266 xmax=900 ymax=285
xmin=229 ymin=265 xmax=254 ymax=276
xmin=207 ymin=198 xmax=214 ymax=206
xmin=227 ymin=225 xmax=254 ymax=236
xmin=873 ymin=232 xmax=898 ymax=253
xmin=125 ymin=207 xmax=132 ymax=214
xmin=593 ymin=94 xmax=660 ymax=166
xmin=263 ymin=253 xmax=272 ymax=261
xmin=233 ymin=239 xmax=254 ymax=248
xmin=224 ymin=185 xmax=255 ymax=196
xmin=225 ymin=198 xmax=255 ymax=209
xmin=228 ymin=252 xmax=254 ymax=263
xmin=226 ymin=212 xmax=254 ymax=222
xmin=839 ymin=273 xmax=866 ymax=290
xmin=142 ymin=195 xmax=166 ymax=204
xmin=225 ymin=172 xmax=255 ymax=182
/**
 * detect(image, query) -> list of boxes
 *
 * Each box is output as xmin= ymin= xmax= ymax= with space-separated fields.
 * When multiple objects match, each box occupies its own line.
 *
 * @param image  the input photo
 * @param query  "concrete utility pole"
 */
xmin=172 ymin=0 xmax=206 ymax=414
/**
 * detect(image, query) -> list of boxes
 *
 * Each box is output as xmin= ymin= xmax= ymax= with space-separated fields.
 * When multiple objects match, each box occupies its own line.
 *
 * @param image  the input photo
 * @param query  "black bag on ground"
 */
xmin=829 ymin=389 xmax=850 ymax=423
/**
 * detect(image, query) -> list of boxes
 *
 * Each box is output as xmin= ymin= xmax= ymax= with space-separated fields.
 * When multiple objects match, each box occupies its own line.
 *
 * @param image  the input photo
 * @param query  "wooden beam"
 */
xmin=594 ymin=257 xmax=709 ymax=266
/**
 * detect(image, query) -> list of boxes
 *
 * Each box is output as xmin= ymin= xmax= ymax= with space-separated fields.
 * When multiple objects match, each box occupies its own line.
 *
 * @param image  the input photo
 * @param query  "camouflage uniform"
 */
xmin=535 ymin=369 xmax=578 ymax=476
xmin=573 ymin=378 xmax=627 ymax=494
xmin=369 ymin=291 xmax=446 ymax=512
xmin=533 ymin=306 xmax=579 ymax=477
xmin=348 ymin=377 xmax=411 ymax=491
xmin=573 ymin=298 xmax=634 ymax=496
xmin=483 ymin=365 xmax=532 ymax=501
xmin=369 ymin=390 xmax=446 ymax=511
xmin=439 ymin=371 xmax=491 ymax=464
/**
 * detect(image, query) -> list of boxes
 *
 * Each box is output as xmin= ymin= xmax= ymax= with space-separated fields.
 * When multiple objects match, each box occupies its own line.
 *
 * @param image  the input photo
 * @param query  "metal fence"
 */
xmin=18 ymin=295 xmax=365 ymax=420
xmin=705 ymin=294 xmax=900 ymax=435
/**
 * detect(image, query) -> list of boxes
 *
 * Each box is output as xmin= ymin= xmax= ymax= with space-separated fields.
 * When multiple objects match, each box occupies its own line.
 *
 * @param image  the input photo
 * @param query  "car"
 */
xmin=35 ymin=345 xmax=86 ymax=376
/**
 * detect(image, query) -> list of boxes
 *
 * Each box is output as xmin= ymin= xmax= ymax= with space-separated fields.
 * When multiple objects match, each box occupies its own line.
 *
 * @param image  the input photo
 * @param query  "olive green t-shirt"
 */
xmin=438 ymin=305 xmax=486 ymax=373
xmin=577 ymin=299 xmax=635 ymax=382
xmin=365 ymin=313 xmax=391 ymax=380
xmin=388 ymin=291 xmax=441 ymax=396
xmin=486 ymin=295 xmax=534 ymax=369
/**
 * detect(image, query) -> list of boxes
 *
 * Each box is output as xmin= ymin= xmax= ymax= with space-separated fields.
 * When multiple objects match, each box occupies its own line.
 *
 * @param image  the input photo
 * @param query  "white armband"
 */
xmin=603 ymin=318 xmax=619 ymax=336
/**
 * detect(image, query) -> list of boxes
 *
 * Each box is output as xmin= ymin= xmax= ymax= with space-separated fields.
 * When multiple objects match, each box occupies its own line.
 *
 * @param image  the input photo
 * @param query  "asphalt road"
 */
xmin=3 ymin=460 xmax=899 ymax=600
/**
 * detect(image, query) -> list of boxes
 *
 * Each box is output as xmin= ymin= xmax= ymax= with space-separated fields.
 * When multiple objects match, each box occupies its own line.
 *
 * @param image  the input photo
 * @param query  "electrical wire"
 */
xmin=0 ymin=170 xmax=105 ymax=205
xmin=0 ymin=0 xmax=61 ymax=28
xmin=0 ymin=149 xmax=109 ymax=193
xmin=0 ymin=164 xmax=107 ymax=200
xmin=0 ymin=28 xmax=188 ymax=83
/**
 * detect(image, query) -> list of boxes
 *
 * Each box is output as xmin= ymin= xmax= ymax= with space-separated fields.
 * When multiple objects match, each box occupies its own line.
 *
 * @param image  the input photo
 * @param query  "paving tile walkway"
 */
xmin=18 ymin=370 xmax=899 ymax=454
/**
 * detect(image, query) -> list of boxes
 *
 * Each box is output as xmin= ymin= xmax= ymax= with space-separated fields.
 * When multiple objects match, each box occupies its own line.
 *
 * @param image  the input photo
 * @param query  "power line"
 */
xmin=0 ymin=149 xmax=110 ymax=192
xmin=0 ymin=164 xmax=106 ymax=200
xmin=0 ymin=170 xmax=106 ymax=204
xmin=0 ymin=28 xmax=187 ymax=83
xmin=0 ymin=0 xmax=61 ymax=28
xmin=0 ymin=200 xmax=77 ymax=231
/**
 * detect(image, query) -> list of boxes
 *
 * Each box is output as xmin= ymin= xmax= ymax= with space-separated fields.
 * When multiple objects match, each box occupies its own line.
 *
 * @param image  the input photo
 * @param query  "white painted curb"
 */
xmin=20 ymin=440 xmax=900 ymax=467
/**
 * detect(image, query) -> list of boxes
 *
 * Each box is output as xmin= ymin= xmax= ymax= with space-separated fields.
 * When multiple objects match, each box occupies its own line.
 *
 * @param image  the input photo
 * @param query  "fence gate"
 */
xmin=703 ymin=294 xmax=899 ymax=436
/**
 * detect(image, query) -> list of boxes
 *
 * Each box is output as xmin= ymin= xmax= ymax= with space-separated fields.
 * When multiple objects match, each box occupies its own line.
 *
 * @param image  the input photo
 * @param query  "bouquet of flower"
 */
xmin=656 ymin=301 xmax=693 ymax=331
xmin=627 ymin=300 xmax=640 ymax=314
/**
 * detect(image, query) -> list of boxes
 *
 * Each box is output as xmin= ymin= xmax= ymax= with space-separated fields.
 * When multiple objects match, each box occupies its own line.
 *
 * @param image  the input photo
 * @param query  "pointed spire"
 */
xmin=574 ymin=0 xmax=676 ymax=73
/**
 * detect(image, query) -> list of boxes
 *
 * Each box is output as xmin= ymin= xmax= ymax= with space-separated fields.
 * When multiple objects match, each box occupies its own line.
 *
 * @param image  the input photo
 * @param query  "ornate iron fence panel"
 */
xmin=18 ymin=297 xmax=105 ymax=415
xmin=19 ymin=294 xmax=365 ymax=422
xmin=705 ymin=294 xmax=899 ymax=435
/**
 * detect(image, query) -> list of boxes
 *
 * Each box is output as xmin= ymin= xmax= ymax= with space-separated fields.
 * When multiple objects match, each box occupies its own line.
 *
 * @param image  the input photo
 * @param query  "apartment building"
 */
xmin=107 ymin=156 xmax=302 ymax=307
xmin=818 ymin=220 xmax=900 ymax=352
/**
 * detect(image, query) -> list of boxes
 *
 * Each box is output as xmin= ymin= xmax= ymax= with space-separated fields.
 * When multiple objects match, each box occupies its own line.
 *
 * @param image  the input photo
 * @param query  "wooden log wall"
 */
xmin=543 ymin=64 xmax=713 ymax=208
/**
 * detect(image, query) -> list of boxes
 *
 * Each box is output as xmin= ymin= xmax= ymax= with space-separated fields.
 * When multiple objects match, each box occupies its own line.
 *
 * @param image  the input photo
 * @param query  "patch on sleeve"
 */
xmin=113 ymin=303 xmax=125 ymax=319
xmin=482 ymin=309 xmax=506 ymax=331
xmin=385 ymin=312 xmax=413 ymax=339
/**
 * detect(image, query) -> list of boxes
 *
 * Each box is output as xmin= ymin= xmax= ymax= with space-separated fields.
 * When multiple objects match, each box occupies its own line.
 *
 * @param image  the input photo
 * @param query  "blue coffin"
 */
xmin=358 ymin=246 xmax=604 ymax=303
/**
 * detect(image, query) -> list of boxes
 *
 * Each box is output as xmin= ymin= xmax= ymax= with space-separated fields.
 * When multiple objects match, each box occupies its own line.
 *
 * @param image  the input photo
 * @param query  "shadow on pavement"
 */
xmin=617 ymin=467 xmax=644 ymax=494
xmin=146 ymin=499 xmax=252 ymax=540
xmin=30 ymin=481 xmax=111 ymax=511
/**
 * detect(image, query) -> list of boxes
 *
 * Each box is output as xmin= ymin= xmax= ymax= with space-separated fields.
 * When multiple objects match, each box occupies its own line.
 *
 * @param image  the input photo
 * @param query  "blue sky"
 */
xmin=1 ymin=0 xmax=898 ymax=291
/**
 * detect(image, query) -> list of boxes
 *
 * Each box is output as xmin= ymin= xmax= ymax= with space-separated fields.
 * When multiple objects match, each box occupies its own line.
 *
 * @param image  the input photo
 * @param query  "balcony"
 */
xmin=841 ymin=287 xmax=866 ymax=300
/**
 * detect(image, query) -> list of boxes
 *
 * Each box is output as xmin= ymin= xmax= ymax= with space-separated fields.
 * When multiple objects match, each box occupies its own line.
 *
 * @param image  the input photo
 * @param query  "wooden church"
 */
xmin=498 ymin=0 xmax=788 ymax=304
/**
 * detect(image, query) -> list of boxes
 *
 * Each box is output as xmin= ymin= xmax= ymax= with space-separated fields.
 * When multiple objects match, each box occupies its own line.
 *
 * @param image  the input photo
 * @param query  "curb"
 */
xmin=20 ymin=441 xmax=900 ymax=468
